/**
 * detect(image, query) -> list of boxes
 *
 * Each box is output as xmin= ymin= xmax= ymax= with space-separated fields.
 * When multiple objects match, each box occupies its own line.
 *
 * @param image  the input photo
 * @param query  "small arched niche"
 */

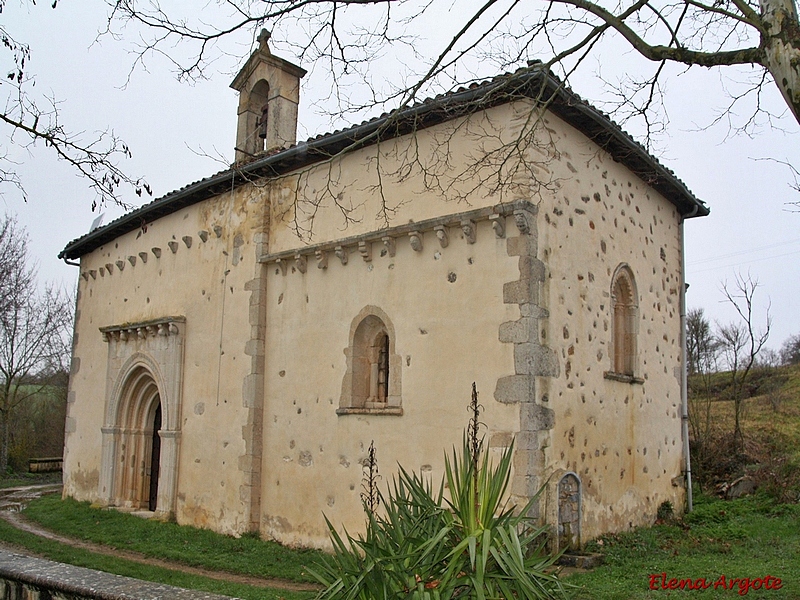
xmin=558 ymin=472 xmax=581 ymax=551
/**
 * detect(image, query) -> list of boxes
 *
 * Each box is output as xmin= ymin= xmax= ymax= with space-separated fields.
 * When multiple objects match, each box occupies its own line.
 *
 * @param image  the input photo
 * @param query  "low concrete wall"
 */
xmin=0 ymin=549 xmax=237 ymax=600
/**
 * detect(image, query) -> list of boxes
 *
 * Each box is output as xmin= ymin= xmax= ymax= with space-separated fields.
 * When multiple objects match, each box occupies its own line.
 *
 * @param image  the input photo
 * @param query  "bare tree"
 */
xmin=686 ymin=306 xmax=720 ymax=487
xmin=0 ymin=215 xmax=72 ymax=474
xmin=687 ymin=307 xmax=718 ymax=376
xmin=780 ymin=333 xmax=800 ymax=365
xmin=1 ymin=0 xmax=150 ymax=208
xmin=717 ymin=273 xmax=771 ymax=452
xmin=104 ymin=0 xmax=800 ymax=141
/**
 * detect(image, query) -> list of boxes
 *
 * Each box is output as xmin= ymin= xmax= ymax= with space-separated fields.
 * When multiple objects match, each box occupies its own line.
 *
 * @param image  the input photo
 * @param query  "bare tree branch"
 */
xmin=1 ymin=0 xmax=150 ymax=208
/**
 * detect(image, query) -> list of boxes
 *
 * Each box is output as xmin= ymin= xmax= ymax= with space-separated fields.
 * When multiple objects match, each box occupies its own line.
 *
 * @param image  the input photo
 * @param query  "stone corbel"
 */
xmin=213 ymin=225 xmax=223 ymax=238
xmin=119 ymin=330 xmax=128 ymax=342
xmin=382 ymin=236 xmax=396 ymax=257
xmin=127 ymin=256 xmax=137 ymax=267
xmin=490 ymin=214 xmax=506 ymax=238
xmin=137 ymin=328 xmax=147 ymax=339
xmin=461 ymin=220 xmax=476 ymax=244
xmin=152 ymin=247 xmax=162 ymax=259
xmin=99 ymin=267 xmax=106 ymax=277
xmin=81 ymin=272 xmax=89 ymax=281
xmin=198 ymin=230 xmax=209 ymax=243
xmin=182 ymin=236 xmax=193 ymax=249
xmin=275 ymin=258 xmax=289 ymax=276
xmin=434 ymin=226 xmax=449 ymax=248
xmin=358 ymin=241 xmax=372 ymax=262
xmin=105 ymin=263 xmax=114 ymax=274
xmin=514 ymin=210 xmax=531 ymax=235
xmin=138 ymin=252 xmax=148 ymax=264
xmin=295 ymin=253 xmax=307 ymax=274
xmin=409 ymin=231 xmax=423 ymax=252
xmin=335 ymin=245 xmax=349 ymax=265
xmin=158 ymin=323 xmax=169 ymax=336
xmin=315 ymin=250 xmax=328 ymax=270
xmin=168 ymin=241 xmax=179 ymax=254
xmin=89 ymin=270 xmax=97 ymax=279
xmin=115 ymin=260 xmax=125 ymax=272
xmin=101 ymin=331 xmax=109 ymax=343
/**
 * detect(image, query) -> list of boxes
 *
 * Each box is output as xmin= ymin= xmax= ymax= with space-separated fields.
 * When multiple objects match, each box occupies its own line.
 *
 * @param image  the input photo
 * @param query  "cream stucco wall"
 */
xmin=64 ymin=184 xmax=268 ymax=535
xmin=260 ymin=217 xmax=521 ymax=547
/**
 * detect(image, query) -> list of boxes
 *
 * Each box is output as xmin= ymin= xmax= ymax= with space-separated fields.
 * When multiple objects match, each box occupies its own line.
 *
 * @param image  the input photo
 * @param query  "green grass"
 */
xmin=567 ymin=493 xmax=800 ymax=599
xmin=0 ymin=517 xmax=313 ymax=600
xmin=22 ymin=495 xmax=325 ymax=584
xmin=0 ymin=471 xmax=62 ymax=489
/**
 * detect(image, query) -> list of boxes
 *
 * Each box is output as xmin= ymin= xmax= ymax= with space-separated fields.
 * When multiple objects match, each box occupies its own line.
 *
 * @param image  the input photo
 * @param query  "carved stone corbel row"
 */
xmin=100 ymin=317 xmax=185 ymax=343
xmin=80 ymin=228 xmax=220 ymax=282
xmin=259 ymin=199 xmax=537 ymax=276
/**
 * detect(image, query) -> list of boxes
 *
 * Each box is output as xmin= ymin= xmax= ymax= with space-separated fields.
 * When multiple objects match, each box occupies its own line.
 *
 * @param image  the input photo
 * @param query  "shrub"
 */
xmin=310 ymin=385 xmax=568 ymax=599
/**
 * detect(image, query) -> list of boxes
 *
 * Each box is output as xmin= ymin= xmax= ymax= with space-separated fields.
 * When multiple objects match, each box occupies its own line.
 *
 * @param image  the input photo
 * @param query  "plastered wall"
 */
xmin=64 ymin=184 xmax=268 ymax=535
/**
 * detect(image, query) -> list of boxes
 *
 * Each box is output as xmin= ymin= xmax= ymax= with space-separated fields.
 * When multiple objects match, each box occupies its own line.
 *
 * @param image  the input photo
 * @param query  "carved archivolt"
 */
xmin=98 ymin=317 xmax=185 ymax=518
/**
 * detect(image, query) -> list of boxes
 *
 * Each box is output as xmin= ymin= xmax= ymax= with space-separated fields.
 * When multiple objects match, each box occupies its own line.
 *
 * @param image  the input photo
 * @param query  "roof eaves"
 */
xmin=60 ymin=67 xmax=707 ymax=261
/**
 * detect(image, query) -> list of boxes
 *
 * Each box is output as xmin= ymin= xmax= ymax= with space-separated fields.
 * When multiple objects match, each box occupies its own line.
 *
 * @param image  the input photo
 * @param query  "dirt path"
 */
xmin=0 ymin=486 xmax=321 ymax=594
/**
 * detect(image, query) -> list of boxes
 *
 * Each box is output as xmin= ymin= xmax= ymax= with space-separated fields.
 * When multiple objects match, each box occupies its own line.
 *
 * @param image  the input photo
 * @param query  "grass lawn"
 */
xmin=0 ymin=517 xmax=313 ymax=600
xmin=22 ymin=495 xmax=324 ymax=584
xmin=567 ymin=493 xmax=800 ymax=599
xmin=0 ymin=471 xmax=62 ymax=489
xmin=6 ymin=491 xmax=797 ymax=599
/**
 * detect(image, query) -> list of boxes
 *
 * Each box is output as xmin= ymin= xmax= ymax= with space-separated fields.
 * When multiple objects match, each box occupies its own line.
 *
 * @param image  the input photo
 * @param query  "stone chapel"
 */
xmin=60 ymin=32 xmax=708 ymax=549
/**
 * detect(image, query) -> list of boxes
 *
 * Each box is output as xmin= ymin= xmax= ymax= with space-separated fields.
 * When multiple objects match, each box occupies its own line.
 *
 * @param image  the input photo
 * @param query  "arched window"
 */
xmin=339 ymin=307 xmax=402 ymax=414
xmin=611 ymin=265 xmax=638 ymax=377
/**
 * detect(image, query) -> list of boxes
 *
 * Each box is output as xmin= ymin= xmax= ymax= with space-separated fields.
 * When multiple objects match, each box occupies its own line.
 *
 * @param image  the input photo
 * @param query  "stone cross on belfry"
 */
xmin=257 ymin=29 xmax=271 ymax=52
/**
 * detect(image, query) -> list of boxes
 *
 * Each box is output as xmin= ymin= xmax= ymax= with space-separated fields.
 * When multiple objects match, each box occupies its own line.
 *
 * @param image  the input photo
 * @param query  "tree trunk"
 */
xmin=761 ymin=0 xmax=800 ymax=124
xmin=0 ymin=407 xmax=8 ymax=475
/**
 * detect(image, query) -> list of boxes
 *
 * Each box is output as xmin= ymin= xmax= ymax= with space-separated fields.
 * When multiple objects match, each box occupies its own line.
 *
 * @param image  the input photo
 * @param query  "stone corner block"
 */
xmin=499 ymin=318 xmax=534 ymax=344
xmin=494 ymin=374 xmax=533 ymax=404
xmin=514 ymin=343 xmax=560 ymax=377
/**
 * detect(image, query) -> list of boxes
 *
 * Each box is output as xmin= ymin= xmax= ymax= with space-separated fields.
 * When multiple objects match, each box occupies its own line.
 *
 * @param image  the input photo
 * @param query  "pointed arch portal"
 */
xmin=99 ymin=317 xmax=184 ymax=518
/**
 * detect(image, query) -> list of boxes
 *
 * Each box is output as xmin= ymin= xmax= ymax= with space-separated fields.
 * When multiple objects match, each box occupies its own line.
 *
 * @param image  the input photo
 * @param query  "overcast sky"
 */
xmin=3 ymin=1 xmax=798 ymax=352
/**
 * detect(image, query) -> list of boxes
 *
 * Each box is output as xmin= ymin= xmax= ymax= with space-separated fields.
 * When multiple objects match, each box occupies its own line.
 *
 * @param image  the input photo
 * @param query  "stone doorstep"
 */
xmin=0 ymin=549 xmax=238 ymax=600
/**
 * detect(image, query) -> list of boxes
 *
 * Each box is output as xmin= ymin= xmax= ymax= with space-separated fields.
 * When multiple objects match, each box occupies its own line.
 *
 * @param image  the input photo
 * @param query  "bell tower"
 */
xmin=231 ymin=30 xmax=307 ymax=162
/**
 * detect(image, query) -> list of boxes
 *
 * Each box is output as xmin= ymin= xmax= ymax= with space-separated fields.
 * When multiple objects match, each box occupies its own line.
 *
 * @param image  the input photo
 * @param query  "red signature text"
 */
xmin=648 ymin=573 xmax=783 ymax=595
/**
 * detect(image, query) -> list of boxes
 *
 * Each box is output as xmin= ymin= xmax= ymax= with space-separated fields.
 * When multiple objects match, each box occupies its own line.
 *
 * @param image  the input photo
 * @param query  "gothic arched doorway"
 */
xmin=112 ymin=366 xmax=163 ymax=511
xmin=99 ymin=320 xmax=184 ymax=520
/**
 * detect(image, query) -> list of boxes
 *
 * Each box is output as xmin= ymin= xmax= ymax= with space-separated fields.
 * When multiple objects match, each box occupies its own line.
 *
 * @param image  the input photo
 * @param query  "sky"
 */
xmin=2 ymin=1 xmax=798 ymax=353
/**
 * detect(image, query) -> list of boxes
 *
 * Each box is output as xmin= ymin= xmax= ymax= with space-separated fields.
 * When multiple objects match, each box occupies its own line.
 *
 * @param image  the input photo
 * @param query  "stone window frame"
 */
xmin=338 ymin=306 xmax=403 ymax=416
xmin=604 ymin=264 xmax=644 ymax=384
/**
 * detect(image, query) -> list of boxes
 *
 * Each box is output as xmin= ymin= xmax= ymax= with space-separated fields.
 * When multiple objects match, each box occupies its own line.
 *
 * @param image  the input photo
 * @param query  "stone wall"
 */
xmin=0 ymin=550 xmax=234 ymax=600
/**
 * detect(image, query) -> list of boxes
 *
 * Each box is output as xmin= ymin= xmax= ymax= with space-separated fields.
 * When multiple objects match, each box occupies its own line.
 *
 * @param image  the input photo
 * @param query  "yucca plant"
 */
xmin=310 ymin=384 xmax=568 ymax=599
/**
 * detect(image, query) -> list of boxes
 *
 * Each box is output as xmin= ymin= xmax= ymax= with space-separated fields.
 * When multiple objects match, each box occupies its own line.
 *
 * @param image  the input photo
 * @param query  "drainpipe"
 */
xmin=680 ymin=205 xmax=698 ymax=512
